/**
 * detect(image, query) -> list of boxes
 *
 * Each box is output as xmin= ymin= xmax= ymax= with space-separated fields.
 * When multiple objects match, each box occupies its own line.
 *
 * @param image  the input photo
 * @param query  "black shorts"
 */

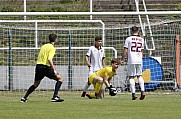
xmin=35 ymin=64 xmax=57 ymax=81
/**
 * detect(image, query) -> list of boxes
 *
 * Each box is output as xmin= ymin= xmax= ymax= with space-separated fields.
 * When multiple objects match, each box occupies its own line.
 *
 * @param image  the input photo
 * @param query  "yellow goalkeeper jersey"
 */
xmin=36 ymin=43 xmax=55 ymax=66
xmin=89 ymin=66 xmax=116 ymax=84
xmin=95 ymin=66 xmax=116 ymax=78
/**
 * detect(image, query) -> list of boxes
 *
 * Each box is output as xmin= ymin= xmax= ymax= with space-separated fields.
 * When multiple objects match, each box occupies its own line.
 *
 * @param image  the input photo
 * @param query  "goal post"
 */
xmin=176 ymin=35 xmax=180 ymax=88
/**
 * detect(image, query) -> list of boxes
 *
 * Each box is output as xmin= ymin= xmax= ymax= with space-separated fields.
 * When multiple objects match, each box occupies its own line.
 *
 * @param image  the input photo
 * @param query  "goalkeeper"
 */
xmin=85 ymin=58 xmax=120 ymax=99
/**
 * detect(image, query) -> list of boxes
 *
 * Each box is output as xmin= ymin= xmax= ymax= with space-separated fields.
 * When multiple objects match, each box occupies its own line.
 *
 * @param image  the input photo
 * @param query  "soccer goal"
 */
xmin=0 ymin=20 xmax=118 ymax=93
xmin=0 ymin=18 xmax=180 ymax=98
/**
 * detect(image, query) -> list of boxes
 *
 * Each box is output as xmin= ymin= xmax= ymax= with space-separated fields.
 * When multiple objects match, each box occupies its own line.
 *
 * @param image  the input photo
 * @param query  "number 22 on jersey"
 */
xmin=131 ymin=42 xmax=142 ymax=52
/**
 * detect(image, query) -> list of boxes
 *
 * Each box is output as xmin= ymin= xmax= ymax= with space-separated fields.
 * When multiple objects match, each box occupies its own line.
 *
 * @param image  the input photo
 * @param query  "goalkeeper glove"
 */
xmin=110 ymin=84 xmax=113 ymax=88
xmin=108 ymin=86 xmax=117 ymax=96
xmin=108 ymin=86 xmax=112 ymax=94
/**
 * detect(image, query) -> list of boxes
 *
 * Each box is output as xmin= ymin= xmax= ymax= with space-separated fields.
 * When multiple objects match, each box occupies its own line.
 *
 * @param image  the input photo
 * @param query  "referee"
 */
xmin=21 ymin=34 xmax=64 ymax=102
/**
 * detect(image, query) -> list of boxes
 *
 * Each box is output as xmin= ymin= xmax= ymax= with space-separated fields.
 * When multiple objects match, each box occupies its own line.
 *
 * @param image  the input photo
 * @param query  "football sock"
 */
xmin=83 ymin=82 xmax=90 ymax=92
xmin=138 ymin=76 xmax=145 ymax=92
xmin=129 ymin=78 xmax=135 ymax=94
xmin=132 ymin=93 xmax=136 ymax=97
xmin=24 ymin=85 xmax=36 ymax=99
xmin=141 ymin=91 xmax=144 ymax=95
xmin=53 ymin=81 xmax=62 ymax=98
xmin=95 ymin=83 xmax=102 ymax=94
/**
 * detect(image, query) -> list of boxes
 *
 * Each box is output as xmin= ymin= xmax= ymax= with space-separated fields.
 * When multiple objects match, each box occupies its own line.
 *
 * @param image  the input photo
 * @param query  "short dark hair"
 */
xmin=95 ymin=36 xmax=102 ymax=41
xmin=49 ymin=34 xmax=57 ymax=42
xmin=131 ymin=26 xmax=139 ymax=33
xmin=111 ymin=58 xmax=120 ymax=65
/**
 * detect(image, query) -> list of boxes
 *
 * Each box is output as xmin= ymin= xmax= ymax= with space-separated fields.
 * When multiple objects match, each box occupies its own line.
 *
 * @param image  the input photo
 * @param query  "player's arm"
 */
xmin=103 ymin=75 xmax=111 ymax=88
xmin=121 ymin=48 xmax=128 ymax=65
xmin=103 ymin=67 xmax=113 ymax=88
xmin=48 ymin=48 xmax=58 ymax=74
xmin=48 ymin=60 xmax=57 ymax=73
xmin=102 ymin=57 xmax=106 ymax=67
xmin=108 ymin=77 xmax=112 ymax=84
xmin=141 ymin=38 xmax=144 ymax=56
xmin=85 ymin=46 xmax=92 ymax=67
xmin=104 ymin=76 xmax=116 ymax=96
xmin=85 ymin=55 xmax=91 ymax=67
xmin=49 ymin=60 xmax=63 ymax=81
xmin=142 ymin=49 xmax=144 ymax=57
xmin=48 ymin=59 xmax=59 ymax=75
xmin=102 ymin=48 xmax=106 ymax=67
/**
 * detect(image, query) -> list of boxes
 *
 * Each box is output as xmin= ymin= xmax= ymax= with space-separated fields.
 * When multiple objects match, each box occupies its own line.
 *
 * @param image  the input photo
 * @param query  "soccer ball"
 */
xmin=109 ymin=87 xmax=117 ymax=96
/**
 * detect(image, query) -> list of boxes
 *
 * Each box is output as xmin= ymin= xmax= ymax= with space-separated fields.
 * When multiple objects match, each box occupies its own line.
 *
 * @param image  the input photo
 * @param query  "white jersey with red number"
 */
xmin=86 ymin=46 xmax=105 ymax=73
xmin=124 ymin=35 xmax=144 ymax=64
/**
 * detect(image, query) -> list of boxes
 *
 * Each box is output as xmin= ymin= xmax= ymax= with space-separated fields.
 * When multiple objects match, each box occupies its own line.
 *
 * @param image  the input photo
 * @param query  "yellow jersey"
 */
xmin=36 ymin=43 xmax=55 ymax=66
xmin=89 ymin=66 xmax=116 ymax=84
xmin=95 ymin=66 xmax=116 ymax=78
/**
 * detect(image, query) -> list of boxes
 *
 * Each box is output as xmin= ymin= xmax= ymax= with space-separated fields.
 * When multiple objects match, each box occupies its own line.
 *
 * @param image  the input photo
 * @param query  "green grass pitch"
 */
xmin=0 ymin=91 xmax=181 ymax=119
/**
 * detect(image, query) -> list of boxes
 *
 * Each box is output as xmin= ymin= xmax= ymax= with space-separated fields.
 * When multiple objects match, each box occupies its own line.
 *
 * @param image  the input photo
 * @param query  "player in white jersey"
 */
xmin=121 ymin=26 xmax=145 ymax=100
xmin=81 ymin=36 xmax=105 ymax=97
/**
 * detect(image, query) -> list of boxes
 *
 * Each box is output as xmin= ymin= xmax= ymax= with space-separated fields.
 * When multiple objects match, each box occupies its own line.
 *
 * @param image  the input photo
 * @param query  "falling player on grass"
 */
xmin=85 ymin=58 xmax=120 ymax=99
xmin=21 ymin=34 xmax=64 ymax=102
xmin=121 ymin=26 xmax=145 ymax=100
xmin=81 ymin=36 xmax=106 ymax=97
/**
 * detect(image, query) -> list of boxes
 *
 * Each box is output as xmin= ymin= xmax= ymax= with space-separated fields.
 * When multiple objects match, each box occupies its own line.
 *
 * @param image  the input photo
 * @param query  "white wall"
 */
xmin=0 ymin=66 xmax=126 ymax=90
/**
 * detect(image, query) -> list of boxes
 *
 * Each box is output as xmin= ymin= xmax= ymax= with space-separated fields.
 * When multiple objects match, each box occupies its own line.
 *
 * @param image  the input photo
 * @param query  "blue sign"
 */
xmin=142 ymin=57 xmax=164 ymax=90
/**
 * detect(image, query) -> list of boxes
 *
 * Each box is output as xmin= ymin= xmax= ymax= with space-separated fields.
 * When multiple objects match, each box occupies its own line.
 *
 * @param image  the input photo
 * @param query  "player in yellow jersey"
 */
xmin=86 ymin=58 xmax=120 ymax=99
xmin=21 ymin=34 xmax=64 ymax=102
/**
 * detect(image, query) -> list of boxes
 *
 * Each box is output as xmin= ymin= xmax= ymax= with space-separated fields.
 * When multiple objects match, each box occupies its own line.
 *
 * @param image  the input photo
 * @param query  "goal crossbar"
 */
xmin=0 ymin=20 xmax=105 ymax=47
xmin=0 ymin=47 xmax=118 ymax=58
xmin=0 ymin=11 xmax=180 ymax=16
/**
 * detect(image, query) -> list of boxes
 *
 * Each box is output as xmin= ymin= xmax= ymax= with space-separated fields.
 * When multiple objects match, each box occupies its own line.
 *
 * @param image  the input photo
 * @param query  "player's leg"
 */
xmin=138 ymin=76 xmax=145 ymax=92
xmin=98 ymin=88 xmax=104 ymax=99
xmin=52 ymin=75 xmax=64 ymax=102
xmin=138 ymin=76 xmax=145 ymax=100
xmin=25 ymin=80 xmax=40 ymax=97
xmin=85 ymin=83 xmax=96 ymax=99
xmin=86 ymin=85 xmax=103 ymax=99
xmin=81 ymin=70 xmax=93 ymax=97
xmin=129 ymin=77 xmax=137 ymax=100
xmin=21 ymin=80 xmax=41 ymax=102
xmin=21 ymin=64 xmax=44 ymax=102
xmin=128 ymin=64 xmax=137 ymax=100
xmin=93 ymin=76 xmax=103 ymax=99
xmin=81 ymin=79 xmax=91 ymax=97
xmin=137 ymin=64 xmax=145 ymax=100
xmin=86 ymin=76 xmax=103 ymax=99
xmin=47 ymin=68 xmax=64 ymax=102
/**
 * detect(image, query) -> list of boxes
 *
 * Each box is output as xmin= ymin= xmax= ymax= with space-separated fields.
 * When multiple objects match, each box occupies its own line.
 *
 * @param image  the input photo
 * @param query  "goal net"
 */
xmin=0 ymin=19 xmax=180 ymax=98
xmin=0 ymin=20 xmax=117 ymax=96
